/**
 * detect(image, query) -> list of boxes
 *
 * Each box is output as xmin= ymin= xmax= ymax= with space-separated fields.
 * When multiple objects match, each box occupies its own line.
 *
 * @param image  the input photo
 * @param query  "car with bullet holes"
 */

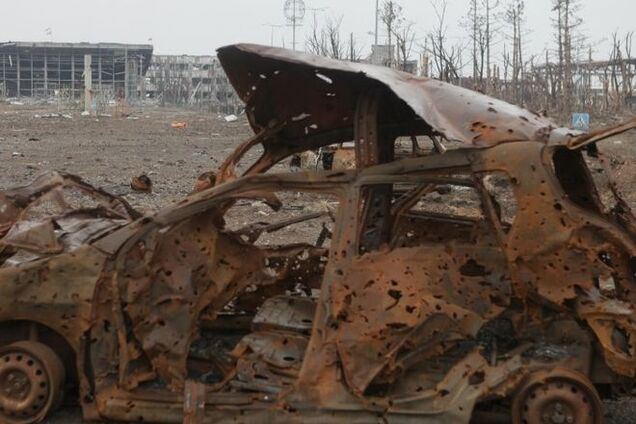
xmin=1 ymin=44 xmax=636 ymax=423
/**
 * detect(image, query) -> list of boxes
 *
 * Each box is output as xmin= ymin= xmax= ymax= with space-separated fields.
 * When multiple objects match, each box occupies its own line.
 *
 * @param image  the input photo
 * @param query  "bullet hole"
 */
xmin=469 ymin=371 xmax=485 ymax=385
xmin=388 ymin=290 xmax=402 ymax=301
xmin=459 ymin=259 xmax=488 ymax=277
xmin=386 ymin=322 xmax=407 ymax=329
xmin=612 ymin=327 xmax=630 ymax=355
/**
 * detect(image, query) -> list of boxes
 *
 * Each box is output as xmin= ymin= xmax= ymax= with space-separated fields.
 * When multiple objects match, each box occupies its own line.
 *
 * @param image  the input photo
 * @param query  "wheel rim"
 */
xmin=512 ymin=368 xmax=602 ymax=424
xmin=0 ymin=342 xmax=64 ymax=424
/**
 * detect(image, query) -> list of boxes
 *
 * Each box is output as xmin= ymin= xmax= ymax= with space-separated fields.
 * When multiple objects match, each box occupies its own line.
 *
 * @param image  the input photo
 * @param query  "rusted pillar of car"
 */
xmin=355 ymin=89 xmax=395 ymax=252
xmin=183 ymin=380 xmax=206 ymax=424
xmin=354 ymin=89 xmax=393 ymax=168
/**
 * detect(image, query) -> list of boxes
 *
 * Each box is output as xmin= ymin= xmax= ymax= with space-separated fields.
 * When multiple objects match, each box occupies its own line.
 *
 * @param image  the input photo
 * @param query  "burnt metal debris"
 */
xmin=1 ymin=44 xmax=636 ymax=423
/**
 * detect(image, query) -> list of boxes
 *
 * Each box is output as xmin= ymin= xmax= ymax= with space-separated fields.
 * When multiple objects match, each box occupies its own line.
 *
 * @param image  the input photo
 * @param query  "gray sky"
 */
xmin=3 ymin=0 xmax=634 ymax=68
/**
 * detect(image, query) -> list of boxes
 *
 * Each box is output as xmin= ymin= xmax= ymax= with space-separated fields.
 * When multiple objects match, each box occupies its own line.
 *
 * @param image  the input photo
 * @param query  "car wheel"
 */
xmin=0 ymin=341 xmax=66 ymax=424
xmin=512 ymin=367 xmax=602 ymax=424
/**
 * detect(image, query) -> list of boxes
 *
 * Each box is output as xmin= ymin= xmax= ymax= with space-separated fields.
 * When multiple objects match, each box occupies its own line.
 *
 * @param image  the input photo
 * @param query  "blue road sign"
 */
xmin=572 ymin=113 xmax=590 ymax=131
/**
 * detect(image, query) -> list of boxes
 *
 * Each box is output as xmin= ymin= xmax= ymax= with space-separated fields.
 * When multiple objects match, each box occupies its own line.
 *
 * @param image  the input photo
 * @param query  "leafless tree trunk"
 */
xmin=348 ymin=33 xmax=363 ymax=62
xmin=485 ymin=0 xmax=495 ymax=83
xmin=552 ymin=0 xmax=582 ymax=118
xmin=464 ymin=0 xmax=485 ymax=88
xmin=463 ymin=0 xmax=499 ymax=92
xmin=306 ymin=12 xmax=327 ymax=56
xmin=326 ymin=17 xmax=346 ymax=59
xmin=395 ymin=22 xmax=416 ymax=71
xmin=505 ymin=0 xmax=525 ymax=104
xmin=619 ymin=32 xmax=634 ymax=99
xmin=426 ymin=1 xmax=463 ymax=83
xmin=381 ymin=1 xmax=402 ymax=68
xmin=305 ymin=15 xmax=347 ymax=60
xmin=502 ymin=45 xmax=510 ymax=98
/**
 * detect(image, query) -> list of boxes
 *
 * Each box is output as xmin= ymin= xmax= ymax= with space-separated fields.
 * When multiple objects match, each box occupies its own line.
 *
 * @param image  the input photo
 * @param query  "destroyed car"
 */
xmin=1 ymin=44 xmax=636 ymax=424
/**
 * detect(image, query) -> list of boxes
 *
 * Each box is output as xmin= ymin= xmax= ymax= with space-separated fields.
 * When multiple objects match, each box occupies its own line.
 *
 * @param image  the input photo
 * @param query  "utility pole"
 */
xmin=263 ymin=23 xmax=284 ymax=46
xmin=375 ymin=0 xmax=379 ymax=46
xmin=350 ymin=32 xmax=354 ymax=61
xmin=284 ymin=0 xmax=306 ymax=51
xmin=293 ymin=8 xmax=297 ymax=50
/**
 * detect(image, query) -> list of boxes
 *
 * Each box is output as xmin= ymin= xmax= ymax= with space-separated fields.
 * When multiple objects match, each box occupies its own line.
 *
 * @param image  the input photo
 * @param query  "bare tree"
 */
xmin=504 ymin=0 xmax=525 ymax=104
xmin=306 ymin=15 xmax=364 ymax=63
xmin=552 ymin=0 xmax=583 ymax=117
xmin=462 ymin=0 xmax=499 ymax=91
xmin=426 ymin=1 xmax=464 ymax=83
xmin=325 ymin=17 xmax=346 ymax=59
xmin=381 ymin=1 xmax=403 ymax=68
xmin=395 ymin=21 xmax=417 ymax=71
xmin=463 ymin=0 xmax=486 ymax=85
xmin=305 ymin=15 xmax=347 ymax=59
xmin=306 ymin=12 xmax=327 ymax=56
xmin=604 ymin=31 xmax=635 ymax=112
xmin=624 ymin=32 xmax=634 ymax=100
xmin=348 ymin=33 xmax=364 ymax=62
xmin=484 ymin=0 xmax=500 ymax=84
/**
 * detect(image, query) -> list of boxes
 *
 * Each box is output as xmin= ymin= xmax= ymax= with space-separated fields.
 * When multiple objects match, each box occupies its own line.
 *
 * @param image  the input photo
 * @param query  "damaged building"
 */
xmin=145 ymin=54 xmax=243 ymax=113
xmin=0 ymin=41 xmax=153 ymax=101
xmin=0 ymin=42 xmax=243 ymax=113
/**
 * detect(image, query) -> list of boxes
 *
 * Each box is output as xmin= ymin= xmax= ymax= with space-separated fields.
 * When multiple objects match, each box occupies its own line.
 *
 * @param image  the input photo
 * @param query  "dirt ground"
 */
xmin=1 ymin=102 xmax=636 ymax=423
xmin=0 ymin=103 xmax=254 ymax=214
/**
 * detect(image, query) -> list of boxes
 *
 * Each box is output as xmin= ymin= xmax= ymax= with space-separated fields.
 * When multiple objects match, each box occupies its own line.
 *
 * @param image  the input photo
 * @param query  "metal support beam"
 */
xmin=84 ymin=54 xmax=92 ymax=114
xmin=71 ymin=53 xmax=75 ymax=98
xmin=112 ymin=54 xmax=115 ymax=90
xmin=44 ymin=55 xmax=48 ymax=93
xmin=124 ymin=48 xmax=129 ymax=100
xmin=2 ymin=54 xmax=5 ymax=97
xmin=16 ymin=52 xmax=20 ymax=97
xmin=98 ymin=54 xmax=102 ymax=91
xmin=139 ymin=56 xmax=144 ymax=101
xmin=30 ymin=54 xmax=33 ymax=97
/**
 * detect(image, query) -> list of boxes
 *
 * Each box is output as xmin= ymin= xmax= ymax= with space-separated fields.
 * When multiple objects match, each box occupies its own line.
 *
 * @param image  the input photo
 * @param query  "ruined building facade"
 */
xmin=145 ymin=55 xmax=243 ymax=114
xmin=0 ymin=42 xmax=153 ymax=102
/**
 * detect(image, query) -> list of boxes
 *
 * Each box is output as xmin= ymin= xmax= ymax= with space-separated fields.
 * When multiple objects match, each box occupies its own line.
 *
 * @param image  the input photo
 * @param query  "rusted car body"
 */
xmin=1 ymin=44 xmax=636 ymax=424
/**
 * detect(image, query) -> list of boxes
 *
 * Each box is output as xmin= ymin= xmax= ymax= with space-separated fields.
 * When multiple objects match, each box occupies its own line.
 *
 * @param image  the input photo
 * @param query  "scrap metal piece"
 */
xmin=130 ymin=174 xmax=153 ymax=193
xmin=252 ymin=296 xmax=315 ymax=334
xmin=193 ymin=171 xmax=217 ymax=193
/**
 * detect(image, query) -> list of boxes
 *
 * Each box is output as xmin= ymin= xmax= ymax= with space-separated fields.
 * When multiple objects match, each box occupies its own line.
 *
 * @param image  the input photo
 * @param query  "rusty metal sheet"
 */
xmin=215 ymin=44 xmax=636 ymax=186
xmin=217 ymin=43 xmax=575 ymax=149
xmin=2 ymin=219 xmax=62 ymax=253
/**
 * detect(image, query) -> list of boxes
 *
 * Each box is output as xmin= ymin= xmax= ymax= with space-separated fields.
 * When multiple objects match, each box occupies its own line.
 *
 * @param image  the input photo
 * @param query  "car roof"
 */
xmin=217 ymin=43 xmax=584 ymax=149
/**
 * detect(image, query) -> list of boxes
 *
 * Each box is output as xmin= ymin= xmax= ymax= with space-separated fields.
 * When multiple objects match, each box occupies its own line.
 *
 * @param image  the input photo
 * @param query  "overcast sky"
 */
xmin=3 ymin=0 xmax=634 ymax=66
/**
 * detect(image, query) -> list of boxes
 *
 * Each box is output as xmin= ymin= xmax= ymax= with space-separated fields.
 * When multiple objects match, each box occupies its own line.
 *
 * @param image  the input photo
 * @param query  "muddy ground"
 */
xmin=1 ymin=102 xmax=635 ymax=423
